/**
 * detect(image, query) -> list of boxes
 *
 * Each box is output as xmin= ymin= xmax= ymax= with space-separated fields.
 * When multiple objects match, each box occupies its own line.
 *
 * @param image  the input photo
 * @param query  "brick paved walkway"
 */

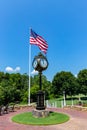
xmin=0 ymin=107 xmax=87 ymax=130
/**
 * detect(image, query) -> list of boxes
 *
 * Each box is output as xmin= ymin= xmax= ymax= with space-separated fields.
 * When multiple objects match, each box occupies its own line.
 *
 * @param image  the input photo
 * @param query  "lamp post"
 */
xmin=32 ymin=52 xmax=48 ymax=110
xmin=63 ymin=91 xmax=66 ymax=107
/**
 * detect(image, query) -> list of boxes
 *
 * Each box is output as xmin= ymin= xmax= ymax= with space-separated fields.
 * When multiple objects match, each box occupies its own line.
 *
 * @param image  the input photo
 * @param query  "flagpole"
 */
xmin=28 ymin=40 xmax=31 ymax=106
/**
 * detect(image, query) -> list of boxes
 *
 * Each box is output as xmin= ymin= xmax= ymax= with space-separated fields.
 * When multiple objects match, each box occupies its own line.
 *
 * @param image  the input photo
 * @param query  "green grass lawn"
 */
xmin=12 ymin=112 xmax=69 ymax=125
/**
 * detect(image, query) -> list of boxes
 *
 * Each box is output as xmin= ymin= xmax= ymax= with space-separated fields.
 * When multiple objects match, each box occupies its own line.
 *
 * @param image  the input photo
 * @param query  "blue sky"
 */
xmin=0 ymin=0 xmax=87 ymax=81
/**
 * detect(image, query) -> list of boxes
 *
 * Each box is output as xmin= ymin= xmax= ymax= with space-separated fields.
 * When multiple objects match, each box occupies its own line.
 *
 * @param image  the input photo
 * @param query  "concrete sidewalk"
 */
xmin=0 ymin=107 xmax=87 ymax=130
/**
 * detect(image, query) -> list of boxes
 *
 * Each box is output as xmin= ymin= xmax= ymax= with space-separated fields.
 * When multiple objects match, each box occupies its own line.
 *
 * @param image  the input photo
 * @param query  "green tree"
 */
xmin=0 ymin=86 xmax=4 ymax=105
xmin=30 ymin=74 xmax=51 ymax=102
xmin=52 ymin=71 xmax=77 ymax=98
xmin=0 ymin=71 xmax=51 ymax=104
xmin=41 ymin=75 xmax=51 ymax=99
xmin=77 ymin=69 xmax=87 ymax=95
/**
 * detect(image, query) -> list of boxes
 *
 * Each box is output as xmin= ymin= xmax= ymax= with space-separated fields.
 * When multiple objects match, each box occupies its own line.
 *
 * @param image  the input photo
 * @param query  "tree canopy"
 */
xmin=52 ymin=71 xmax=78 ymax=98
xmin=0 ymin=68 xmax=87 ymax=105
xmin=77 ymin=69 xmax=87 ymax=95
xmin=0 ymin=72 xmax=51 ymax=105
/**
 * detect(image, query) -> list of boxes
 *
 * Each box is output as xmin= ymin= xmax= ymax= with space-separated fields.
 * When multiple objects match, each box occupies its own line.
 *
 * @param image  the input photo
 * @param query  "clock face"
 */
xmin=40 ymin=59 xmax=48 ymax=68
xmin=33 ymin=60 xmax=38 ymax=69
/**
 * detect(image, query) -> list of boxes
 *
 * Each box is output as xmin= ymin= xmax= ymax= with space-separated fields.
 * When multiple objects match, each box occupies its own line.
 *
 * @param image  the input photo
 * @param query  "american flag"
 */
xmin=30 ymin=29 xmax=48 ymax=54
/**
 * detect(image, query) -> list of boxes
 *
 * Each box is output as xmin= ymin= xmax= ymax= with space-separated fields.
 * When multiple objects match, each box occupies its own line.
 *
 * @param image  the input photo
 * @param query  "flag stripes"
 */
xmin=30 ymin=29 xmax=48 ymax=54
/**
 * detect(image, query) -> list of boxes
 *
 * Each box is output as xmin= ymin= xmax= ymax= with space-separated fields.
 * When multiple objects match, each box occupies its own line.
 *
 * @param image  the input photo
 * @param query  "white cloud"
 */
xmin=31 ymin=69 xmax=38 ymax=75
xmin=5 ymin=66 xmax=21 ymax=73
xmin=14 ymin=67 xmax=20 ymax=72
xmin=5 ymin=67 xmax=14 ymax=72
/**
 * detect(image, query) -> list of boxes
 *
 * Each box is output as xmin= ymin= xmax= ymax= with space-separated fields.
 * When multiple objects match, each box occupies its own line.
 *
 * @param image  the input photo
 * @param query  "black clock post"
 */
xmin=36 ymin=71 xmax=45 ymax=110
xmin=32 ymin=52 xmax=49 ymax=117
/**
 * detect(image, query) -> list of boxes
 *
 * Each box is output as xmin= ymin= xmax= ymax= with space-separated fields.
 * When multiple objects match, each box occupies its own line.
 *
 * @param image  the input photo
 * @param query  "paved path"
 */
xmin=0 ymin=107 xmax=87 ymax=130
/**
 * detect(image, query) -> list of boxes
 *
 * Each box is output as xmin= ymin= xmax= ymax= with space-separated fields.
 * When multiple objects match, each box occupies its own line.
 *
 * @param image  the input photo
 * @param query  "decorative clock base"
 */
xmin=36 ymin=90 xmax=45 ymax=110
xmin=32 ymin=109 xmax=49 ymax=118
